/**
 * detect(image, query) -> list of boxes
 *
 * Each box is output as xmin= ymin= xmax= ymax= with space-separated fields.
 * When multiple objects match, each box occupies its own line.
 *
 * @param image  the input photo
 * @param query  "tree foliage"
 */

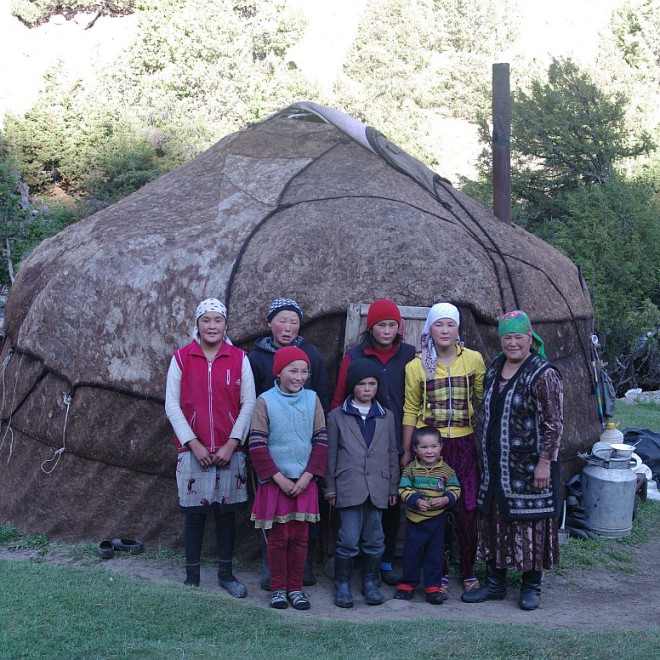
xmin=466 ymin=55 xmax=660 ymax=392
xmin=3 ymin=0 xmax=660 ymax=389
xmin=11 ymin=1 xmax=135 ymax=26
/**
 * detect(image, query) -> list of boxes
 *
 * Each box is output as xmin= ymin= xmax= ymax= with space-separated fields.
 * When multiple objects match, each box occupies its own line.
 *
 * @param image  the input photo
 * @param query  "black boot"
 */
xmin=361 ymin=555 xmax=385 ymax=606
xmin=303 ymin=535 xmax=317 ymax=586
xmin=184 ymin=563 xmax=200 ymax=587
xmin=379 ymin=561 xmax=399 ymax=586
xmin=519 ymin=570 xmax=542 ymax=610
xmin=333 ymin=555 xmax=354 ymax=608
xmin=461 ymin=560 xmax=507 ymax=603
xmin=217 ymin=559 xmax=247 ymax=599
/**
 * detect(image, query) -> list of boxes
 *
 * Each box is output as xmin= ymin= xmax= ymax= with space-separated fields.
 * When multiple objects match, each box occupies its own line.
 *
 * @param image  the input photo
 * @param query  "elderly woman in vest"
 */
xmin=462 ymin=311 xmax=563 ymax=611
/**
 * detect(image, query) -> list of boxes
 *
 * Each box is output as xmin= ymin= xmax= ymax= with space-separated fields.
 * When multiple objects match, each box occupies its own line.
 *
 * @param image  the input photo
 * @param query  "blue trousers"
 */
xmin=336 ymin=498 xmax=384 ymax=559
xmin=400 ymin=513 xmax=446 ymax=589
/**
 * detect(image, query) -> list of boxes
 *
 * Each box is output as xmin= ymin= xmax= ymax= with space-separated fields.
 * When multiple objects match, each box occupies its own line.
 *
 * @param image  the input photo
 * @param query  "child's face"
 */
xmin=278 ymin=359 xmax=309 ymax=393
xmin=353 ymin=377 xmax=378 ymax=405
xmin=415 ymin=435 xmax=442 ymax=466
xmin=268 ymin=311 xmax=301 ymax=347
xmin=430 ymin=318 xmax=459 ymax=350
xmin=371 ymin=320 xmax=399 ymax=348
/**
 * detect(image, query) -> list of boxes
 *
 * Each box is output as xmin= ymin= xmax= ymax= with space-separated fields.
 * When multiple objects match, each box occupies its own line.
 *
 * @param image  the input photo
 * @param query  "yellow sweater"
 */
xmin=402 ymin=345 xmax=485 ymax=438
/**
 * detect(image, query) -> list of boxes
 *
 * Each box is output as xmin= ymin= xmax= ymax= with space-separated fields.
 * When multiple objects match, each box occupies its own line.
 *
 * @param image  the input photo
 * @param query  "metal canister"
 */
xmin=581 ymin=456 xmax=637 ymax=537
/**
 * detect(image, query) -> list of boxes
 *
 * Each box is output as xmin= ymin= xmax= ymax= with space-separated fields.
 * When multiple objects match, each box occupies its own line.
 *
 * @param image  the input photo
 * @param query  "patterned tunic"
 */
xmin=477 ymin=354 xmax=563 ymax=571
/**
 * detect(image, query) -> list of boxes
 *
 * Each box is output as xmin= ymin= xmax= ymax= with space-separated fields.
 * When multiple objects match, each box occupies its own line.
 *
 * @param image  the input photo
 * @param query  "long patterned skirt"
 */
xmin=477 ymin=502 xmax=559 ymax=572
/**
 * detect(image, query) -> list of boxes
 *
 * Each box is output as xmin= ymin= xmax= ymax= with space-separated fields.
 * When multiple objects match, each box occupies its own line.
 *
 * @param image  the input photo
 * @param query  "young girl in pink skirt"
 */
xmin=248 ymin=346 xmax=328 ymax=610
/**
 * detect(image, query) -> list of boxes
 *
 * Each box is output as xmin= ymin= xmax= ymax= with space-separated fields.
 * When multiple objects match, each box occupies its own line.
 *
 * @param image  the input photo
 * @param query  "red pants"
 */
xmin=267 ymin=520 xmax=309 ymax=592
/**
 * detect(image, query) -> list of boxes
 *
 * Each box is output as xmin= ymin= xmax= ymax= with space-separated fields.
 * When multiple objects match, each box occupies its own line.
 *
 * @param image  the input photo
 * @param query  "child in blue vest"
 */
xmin=395 ymin=426 xmax=461 ymax=604
xmin=249 ymin=346 xmax=328 ymax=610
xmin=325 ymin=359 xmax=400 ymax=608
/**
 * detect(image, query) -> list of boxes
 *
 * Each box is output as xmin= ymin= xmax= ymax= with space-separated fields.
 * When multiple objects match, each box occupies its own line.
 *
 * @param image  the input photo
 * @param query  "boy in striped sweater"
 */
xmin=395 ymin=426 xmax=461 ymax=604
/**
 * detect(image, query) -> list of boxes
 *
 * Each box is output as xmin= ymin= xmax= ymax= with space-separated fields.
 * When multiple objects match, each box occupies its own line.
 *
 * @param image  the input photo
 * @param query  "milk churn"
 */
xmin=581 ymin=446 xmax=637 ymax=537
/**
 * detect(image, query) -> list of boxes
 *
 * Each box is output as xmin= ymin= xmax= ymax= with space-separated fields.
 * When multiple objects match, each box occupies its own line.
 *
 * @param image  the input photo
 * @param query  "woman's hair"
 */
xmin=412 ymin=426 xmax=442 ymax=448
xmin=359 ymin=327 xmax=401 ymax=349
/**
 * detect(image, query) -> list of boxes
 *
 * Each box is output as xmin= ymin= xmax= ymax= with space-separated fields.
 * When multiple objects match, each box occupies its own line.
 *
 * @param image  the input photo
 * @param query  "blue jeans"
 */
xmin=336 ymin=498 xmax=384 ymax=559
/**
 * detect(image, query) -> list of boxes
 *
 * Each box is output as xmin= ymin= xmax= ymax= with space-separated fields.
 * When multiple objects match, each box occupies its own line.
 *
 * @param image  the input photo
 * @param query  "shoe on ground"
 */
xmin=218 ymin=576 xmax=247 ymax=598
xmin=393 ymin=588 xmax=414 ymax=601
xmin=379 ymin=568 xmax=399 ymax=586
xmin=270 ymin=590 xmax=288 ymax=609
xmin=439 ymin=575 xmax=449 ymax=600
xmin=97 ymin=540 xmax=114 ymax=559
xmin=463 ymin=577 xmax=481 ymax=593
xmin=426 ymin=591 xmax=444 ymax=605
xmin=287 ymin=590 xmax=311 ymax=610
xmin=111 ymin=538 xmax=144 ymax=554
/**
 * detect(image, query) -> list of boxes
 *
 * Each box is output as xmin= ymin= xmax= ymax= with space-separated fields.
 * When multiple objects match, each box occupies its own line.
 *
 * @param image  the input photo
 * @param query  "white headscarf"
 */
xmin=421 ymin=303 xmax=461 ymax=378
xmin=192 ymin=298 xmax=231 ymax=344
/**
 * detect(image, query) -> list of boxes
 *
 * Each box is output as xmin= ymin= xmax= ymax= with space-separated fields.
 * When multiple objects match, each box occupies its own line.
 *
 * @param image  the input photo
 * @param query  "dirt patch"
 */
xmin=2 ymin=536 xmax=658 ymax=630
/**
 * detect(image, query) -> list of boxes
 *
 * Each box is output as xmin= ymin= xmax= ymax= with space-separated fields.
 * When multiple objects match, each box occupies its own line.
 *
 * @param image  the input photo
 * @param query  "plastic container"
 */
xmin=599 ymin=422 xmax=624 ymax=445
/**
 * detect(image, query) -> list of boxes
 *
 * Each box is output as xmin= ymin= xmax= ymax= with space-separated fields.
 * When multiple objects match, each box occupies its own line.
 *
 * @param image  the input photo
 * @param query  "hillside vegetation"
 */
xmin=1 ymin=0 xmax=659 ymax=392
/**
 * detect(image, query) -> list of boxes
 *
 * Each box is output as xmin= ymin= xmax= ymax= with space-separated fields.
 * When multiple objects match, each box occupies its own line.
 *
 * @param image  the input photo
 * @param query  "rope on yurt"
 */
xmin=224 ymin=140 xmax=348 ymax=310
xmin=0 ymin=351 xmax=25 ymax=462
xmin=40 ymin=392 xmax=71 ymax=475
xmin=432 ymin=177 xmax=595 ymax=384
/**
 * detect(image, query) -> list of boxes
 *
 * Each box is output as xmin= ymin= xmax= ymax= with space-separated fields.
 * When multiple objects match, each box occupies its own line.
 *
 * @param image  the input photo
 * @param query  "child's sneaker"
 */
xmin=425 ymin=589 xmax=444 ymax=605
xmin=393 ymin=586 xmax=414 ymax=601
xmin=270 ymin=590 xmax=288 ymax=609
xmin=439 ymin=575 xmax=450 ymax=601
xmin=287 ymin=590 xmax=311 ymax=610
xmin=463 ymin=577 xmax=481 ymax=593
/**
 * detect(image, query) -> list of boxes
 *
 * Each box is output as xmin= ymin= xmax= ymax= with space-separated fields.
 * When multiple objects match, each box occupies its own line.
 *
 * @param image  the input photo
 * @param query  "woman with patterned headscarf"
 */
xmin=165 ymin=298 xmax=256 ymax=596
xmin=462 ymin=310 xmax=563 ymax=611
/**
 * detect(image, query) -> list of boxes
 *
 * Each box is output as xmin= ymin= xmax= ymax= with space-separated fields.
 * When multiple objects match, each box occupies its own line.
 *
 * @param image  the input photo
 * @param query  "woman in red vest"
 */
xmin=165 ymin=298 xmax=256 ymax=595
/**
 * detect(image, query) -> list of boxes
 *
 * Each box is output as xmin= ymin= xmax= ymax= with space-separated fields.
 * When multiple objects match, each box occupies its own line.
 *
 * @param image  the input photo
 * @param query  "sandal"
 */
xmin=270 ymin=590 xmax=289 ymax=609
xmin=463 ymin=577 xmax=481 ymax=593
xmin=439 ymin=575 xmax=449 ymax=601
xmin=287 ymin=590 xmax=311 ymax=610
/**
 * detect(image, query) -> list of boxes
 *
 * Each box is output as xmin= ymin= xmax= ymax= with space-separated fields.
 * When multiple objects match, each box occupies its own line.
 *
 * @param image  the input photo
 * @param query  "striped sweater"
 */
xmin=399 ymin=458 xmax=461 ymax=523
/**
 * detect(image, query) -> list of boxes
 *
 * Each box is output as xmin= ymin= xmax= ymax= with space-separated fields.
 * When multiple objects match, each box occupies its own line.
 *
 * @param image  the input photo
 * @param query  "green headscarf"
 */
xmin=498 ymin=310 xmax=546 ymax=359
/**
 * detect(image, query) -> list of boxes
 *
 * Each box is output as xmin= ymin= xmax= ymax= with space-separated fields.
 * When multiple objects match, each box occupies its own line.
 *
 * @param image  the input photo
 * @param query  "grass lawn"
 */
xmin=1 ymin=557 xmax=658 ymax=660
xmin=613 ymin=401 xmax=660 ymax=433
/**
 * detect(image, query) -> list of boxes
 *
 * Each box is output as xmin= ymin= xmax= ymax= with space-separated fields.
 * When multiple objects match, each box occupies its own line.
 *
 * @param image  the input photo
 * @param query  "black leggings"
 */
xmin=184 ymin=508 xmax=236 ymax=563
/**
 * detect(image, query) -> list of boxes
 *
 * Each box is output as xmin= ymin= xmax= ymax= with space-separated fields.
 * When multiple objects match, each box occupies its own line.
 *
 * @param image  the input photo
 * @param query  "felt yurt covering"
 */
xmin=0 ymin=102 xmax=599 ymax=548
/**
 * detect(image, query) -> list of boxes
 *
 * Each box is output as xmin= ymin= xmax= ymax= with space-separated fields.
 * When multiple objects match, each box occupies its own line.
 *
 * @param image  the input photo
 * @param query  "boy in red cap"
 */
xmin=249 ymin=346 xmax=328 ymax=611
xmin=330 ymin=299 xmax=416 ymax=585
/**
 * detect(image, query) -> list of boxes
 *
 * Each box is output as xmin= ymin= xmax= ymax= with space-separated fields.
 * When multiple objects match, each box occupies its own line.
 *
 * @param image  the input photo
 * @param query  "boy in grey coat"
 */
xmin=325 ymin=359 xmax=400 ymax=608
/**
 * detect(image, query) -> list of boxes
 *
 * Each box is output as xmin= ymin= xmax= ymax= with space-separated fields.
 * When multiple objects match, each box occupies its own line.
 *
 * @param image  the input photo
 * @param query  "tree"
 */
xmin=511 ymin=58 xmax=653 ymax=195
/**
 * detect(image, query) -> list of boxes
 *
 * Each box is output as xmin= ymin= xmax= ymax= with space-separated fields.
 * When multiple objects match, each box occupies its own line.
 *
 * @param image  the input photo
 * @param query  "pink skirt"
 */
xmin=251 ymin=479 xmax=320 ymax=530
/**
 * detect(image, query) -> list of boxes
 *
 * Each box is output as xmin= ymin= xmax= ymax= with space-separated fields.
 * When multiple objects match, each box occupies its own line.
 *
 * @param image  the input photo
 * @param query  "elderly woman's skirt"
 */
xmin=477 ymin=503 xmax=560 ymax=572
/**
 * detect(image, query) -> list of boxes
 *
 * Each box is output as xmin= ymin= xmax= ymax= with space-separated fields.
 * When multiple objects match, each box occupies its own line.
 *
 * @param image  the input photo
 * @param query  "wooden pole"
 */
xmin=492 ymin=62 xmax=511 ymax=224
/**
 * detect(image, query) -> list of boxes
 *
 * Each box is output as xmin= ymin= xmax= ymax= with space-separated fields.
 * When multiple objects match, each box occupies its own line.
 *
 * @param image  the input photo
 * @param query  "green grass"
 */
xmin=612 ymin=400 xmax=660 ymax=432
xmin=0 ymin=560 xmax=658 ymax=660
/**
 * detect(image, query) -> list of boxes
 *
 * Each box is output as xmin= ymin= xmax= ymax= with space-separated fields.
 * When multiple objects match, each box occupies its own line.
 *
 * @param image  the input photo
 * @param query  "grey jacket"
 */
xmin=324 ymin=401 xmax=400 ymax=509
